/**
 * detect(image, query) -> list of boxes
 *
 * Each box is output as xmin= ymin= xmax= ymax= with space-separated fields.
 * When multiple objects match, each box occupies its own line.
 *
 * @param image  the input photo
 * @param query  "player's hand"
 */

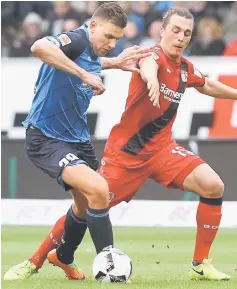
xmin=147 ymin=78 xmax=160 ymax=108
xmin=82 ymin=73 xmax=105 ymax=95
xmin=116 ymin=46 xmax=151 ymax=73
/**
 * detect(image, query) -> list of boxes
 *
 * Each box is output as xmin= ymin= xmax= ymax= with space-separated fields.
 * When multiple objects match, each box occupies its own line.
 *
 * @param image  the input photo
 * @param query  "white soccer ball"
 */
xmin=92 ymin=246 xmax=132 ymax=283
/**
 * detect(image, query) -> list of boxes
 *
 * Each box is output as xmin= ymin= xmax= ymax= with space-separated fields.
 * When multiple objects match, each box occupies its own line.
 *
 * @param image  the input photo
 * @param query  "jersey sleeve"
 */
xmin=137 ymin=45 xmax=165 ymax=68
xmin=187 ymin=62 xmax=205 ymax=88
xmin=45 ymin=29 xmax=90 ymax=60
xmin=147 ymin=46 xmax=165 ymax=67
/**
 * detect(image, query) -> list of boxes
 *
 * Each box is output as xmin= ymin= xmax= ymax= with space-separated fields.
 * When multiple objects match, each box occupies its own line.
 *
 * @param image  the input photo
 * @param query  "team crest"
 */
xmin=181 ymin=70 xmax=188 ymax=82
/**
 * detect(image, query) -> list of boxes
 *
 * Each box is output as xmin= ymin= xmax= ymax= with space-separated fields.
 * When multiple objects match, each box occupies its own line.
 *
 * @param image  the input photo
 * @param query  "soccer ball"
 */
xmin=92 ymin=246 xmax=132 ymax=283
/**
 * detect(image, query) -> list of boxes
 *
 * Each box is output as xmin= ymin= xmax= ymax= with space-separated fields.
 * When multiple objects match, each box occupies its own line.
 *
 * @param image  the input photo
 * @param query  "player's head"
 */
xmin=89 ymin=2 xmax=127 ymax=56
xmin=160 ymin=7 xmax=194 ymax=59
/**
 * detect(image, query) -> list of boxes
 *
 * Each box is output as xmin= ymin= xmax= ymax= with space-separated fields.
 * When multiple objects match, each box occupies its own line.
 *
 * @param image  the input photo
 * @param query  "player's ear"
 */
xmin=90 ymin=20 xmax=97 ymax=34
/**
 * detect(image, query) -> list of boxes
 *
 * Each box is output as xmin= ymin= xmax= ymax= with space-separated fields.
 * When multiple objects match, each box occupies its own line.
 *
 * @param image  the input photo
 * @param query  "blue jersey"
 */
xmin=23 ymin=24 xmax=102 ymax=142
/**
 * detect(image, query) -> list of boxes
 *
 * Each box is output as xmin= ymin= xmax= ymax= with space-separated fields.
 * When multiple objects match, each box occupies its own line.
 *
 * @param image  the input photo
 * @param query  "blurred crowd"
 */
xmin=2 ymin=1 xmax=237 ymax=57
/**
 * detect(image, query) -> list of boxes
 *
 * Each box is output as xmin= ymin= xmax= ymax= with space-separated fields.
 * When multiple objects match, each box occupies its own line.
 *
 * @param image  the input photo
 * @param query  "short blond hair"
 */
xmin=162 ymin=7 xmax=194 ymax=28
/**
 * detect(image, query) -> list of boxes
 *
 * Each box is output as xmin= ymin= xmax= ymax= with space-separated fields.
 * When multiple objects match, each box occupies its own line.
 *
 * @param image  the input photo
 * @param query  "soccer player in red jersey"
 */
xmin=5 ymin=7 xmax=237 ymax=281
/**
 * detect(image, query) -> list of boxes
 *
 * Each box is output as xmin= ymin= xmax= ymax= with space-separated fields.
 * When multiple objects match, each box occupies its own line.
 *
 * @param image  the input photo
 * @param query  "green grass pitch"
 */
xmin=1 ymin=226 xmax=237 ymax=289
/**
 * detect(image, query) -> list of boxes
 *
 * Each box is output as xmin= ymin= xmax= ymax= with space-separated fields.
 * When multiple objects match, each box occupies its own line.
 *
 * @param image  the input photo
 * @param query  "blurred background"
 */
xmin=1 ymin=1 xmax=237 ymax=57
xmin=1 ymin=1 xmax=237 ymax=227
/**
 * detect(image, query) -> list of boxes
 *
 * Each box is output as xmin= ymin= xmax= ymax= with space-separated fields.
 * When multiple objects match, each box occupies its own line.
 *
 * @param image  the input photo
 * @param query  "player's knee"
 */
xmin=87 ymin=179 xmax=110 ymax=208
xmin=202 ymin=177 xmax=224 ymax=198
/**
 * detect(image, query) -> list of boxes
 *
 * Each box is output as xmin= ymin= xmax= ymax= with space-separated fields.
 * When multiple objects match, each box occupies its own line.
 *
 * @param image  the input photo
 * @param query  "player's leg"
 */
xmin=47 ymin=190 xmax=87 ymax=280
xmin=5 ymin=192 xmax=88 ymax=281
xmin=47 ymin=155 xmax=149 ymax=281
xmin=29 ymin=214 xmax=66 ymax=269
xmin=60 ymin=163 xmax=113 ymax=255
xmin=51 ymin=190 xmax=88 ymax=265
xmin=182 ymin=164 xmax=224 ymax=263
xmin=14 ymin=189 xmax=87 ymax=272
xmin=178 ymin=164 xmax=229 ymax=280
xmin=4 ymin=215 xmax=67 ymax=281
xmin=4 ymin=127 xmax=107 ymax=280
xmin=150 ymin=143 xmax=230 ymax=280
xmin=44 ymin=157 xmax=114 ymax=280
xmin=59 ymin=154 xmax=149 ymax=256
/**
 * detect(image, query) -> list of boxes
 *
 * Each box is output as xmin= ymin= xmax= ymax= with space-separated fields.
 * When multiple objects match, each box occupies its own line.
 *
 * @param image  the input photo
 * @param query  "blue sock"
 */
xmin=56 ymin=206 xmax=87 ymax=264
xmin=86 ymin=207 xmax=113 ymax=254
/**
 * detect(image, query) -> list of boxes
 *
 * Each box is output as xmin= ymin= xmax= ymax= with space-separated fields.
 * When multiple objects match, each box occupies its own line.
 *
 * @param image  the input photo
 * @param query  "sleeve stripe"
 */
xmin=45 ymin=36 xmax=61 ymax=48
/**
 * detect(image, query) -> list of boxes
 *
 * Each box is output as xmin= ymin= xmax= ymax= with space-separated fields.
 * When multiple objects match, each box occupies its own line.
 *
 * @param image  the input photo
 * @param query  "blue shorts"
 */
xmin=25 ymin=126 xmax=99 ymax=190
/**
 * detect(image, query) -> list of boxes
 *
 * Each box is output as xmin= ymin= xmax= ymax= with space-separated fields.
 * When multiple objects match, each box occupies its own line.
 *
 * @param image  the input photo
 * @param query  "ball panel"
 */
xmin=109 ymin=275 xmax=127 ymax=283
xmin=105 ymin=252 xmax=115 ymax=272
xmin=94 ymin=271 xmax=107 ymax=282
xmin=93 ymin=247 xmax=132 ymax=283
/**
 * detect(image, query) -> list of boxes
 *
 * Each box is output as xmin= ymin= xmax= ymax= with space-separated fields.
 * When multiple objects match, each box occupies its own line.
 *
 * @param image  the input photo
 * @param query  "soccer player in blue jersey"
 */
xmin=4 ymin=2 xmax=150 ymax=280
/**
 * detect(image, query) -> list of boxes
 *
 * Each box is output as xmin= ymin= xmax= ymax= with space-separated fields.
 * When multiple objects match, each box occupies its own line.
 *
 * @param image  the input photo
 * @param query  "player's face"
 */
xmin=90 ymin=19 xmax=124 ymax=56
xmin=160 ymin=15 xmax=193 ymax=59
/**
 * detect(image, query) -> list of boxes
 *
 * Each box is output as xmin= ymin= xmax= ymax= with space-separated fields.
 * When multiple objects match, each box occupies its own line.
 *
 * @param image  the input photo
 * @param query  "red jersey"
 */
xmin=106 ymin=45 xmax=205 ymax=157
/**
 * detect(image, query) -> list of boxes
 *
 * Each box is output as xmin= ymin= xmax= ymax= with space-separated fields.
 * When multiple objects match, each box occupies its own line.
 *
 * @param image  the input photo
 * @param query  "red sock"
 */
xmin=193 ymin=199 xmax=222 ymax=263
xmin=29 ymin=215 xmax=66 ymax=269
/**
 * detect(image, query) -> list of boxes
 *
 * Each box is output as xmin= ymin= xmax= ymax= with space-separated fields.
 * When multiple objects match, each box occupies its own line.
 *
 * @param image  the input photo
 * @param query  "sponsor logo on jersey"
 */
xmin=160 ymin=83 xmax=184 ymax=103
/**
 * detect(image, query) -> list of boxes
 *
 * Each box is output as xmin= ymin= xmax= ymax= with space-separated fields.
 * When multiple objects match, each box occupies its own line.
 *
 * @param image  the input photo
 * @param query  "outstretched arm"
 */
xmin=196 ymin=78 xmax=237 ymax=99
xmin=101 ymin=46 xmax=151 ymax=73
xmin=139 ymin=56 xmax=160 ymax=107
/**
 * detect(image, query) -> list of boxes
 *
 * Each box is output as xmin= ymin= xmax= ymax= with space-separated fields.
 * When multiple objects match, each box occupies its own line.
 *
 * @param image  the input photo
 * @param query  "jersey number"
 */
xmin=172 ymin=146 xmax=194 ymax=157
xmin=59 ymin=153 xmax=79 ymax=167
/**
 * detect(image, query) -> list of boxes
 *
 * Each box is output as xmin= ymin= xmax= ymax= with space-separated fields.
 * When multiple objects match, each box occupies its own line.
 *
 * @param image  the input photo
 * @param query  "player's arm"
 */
xmin=139 ymin=55 xmax=160 ymax=107
xmin=101 ymin=46 xmax=151 ymax=73
xmin=196 ymin=78 xmax=237 ymax=99
xmin=31 ymin=33 xmax=105 ymax=95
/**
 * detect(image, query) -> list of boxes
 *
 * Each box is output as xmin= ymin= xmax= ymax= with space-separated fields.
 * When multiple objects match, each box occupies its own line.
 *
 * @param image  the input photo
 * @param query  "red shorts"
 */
xmin=98 ymin=141 xmax=205 ymax=208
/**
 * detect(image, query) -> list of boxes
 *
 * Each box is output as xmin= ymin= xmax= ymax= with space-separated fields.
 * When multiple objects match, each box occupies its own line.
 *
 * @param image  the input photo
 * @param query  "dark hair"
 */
xmin=92 ymin=2 xmax=127 ymax=28
xmin=162 ymin=7 xmax=194 ymax=28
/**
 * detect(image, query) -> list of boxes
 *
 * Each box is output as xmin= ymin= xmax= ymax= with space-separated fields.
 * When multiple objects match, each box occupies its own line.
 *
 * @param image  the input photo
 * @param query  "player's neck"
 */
xmin=159 ymin=43 xmax=181 ymax=64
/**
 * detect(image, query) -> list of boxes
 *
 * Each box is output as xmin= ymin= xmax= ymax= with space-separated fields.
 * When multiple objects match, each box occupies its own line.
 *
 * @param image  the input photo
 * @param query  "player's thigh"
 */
xmin=182 ymin=163 xmax=224 ymax=198
xmin=150 ymin=144 xmax=204 ymax=189
xmin=25 ymin=126 xmax=85 ymax=186
xmin=25 ymin=126 xmax=105 ymax=200
xmin=62 ymin=164 xmax=109 ymax=205
xmin=98 ymin=158 xmax=149 ymax=208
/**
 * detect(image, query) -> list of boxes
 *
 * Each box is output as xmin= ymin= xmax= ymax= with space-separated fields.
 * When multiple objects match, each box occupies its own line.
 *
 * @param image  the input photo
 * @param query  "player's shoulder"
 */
xmin=180 ymin=56 xmax=205 ymax=86
xmin=59 ymin=25 xmax=91 ymax=59
xmin=146 ymin=44 xmax=167 ymax=64
xmin=148 ymin=44 xmax=163 ymax=55
xmin=70 ymin=26 xmax=87 ymax=37
xmin=64 ymin=25 xmax=88 ymax=43
xmin=180 ymin=56 xmax=198 ymax=75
